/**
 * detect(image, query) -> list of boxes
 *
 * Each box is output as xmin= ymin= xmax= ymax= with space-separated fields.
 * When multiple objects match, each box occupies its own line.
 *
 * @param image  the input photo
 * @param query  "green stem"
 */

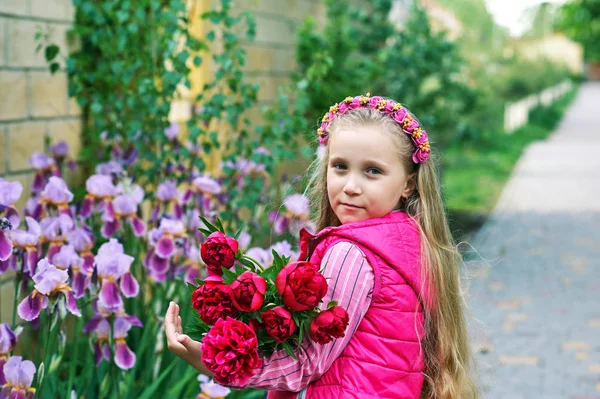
xmin=11 ymin=274 xmax=20 ymax=329
xmin=66 ymin=317 xmax=84 ymax=398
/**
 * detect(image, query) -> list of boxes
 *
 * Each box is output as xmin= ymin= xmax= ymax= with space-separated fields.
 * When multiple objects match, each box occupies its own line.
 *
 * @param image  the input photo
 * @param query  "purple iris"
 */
xmin=101 ymin=194 xmax=145 ymax=239
xmin=268 ymin=211 xmax=289 ymax=235
xmin=95 ymin=239 xmax=139 ymax=312
xmin=270 ymin=240 xmax=298 ymax=262
xmin=0 ymin=356 xmax=36 ymax=399
xmin=182 ymin=175 xmax=222 ymax=216
xmin=283 ymin=194 xmax=310 ymax=219
xmin=95 ymin=161 xmax=123 ymax=176
xmin=238 ymin=231 xmax=251 ymax=251
xmin=39 ymin=214 xmax=73 ymax=263
xmin=245 ymin=247 xmax=272 ymax=270
xmin=53 ymin=244 xmax=90 ymax=299
xmin=50 ymin=141 xmax=69 ymax=158
xmin=17 ymin=258 xmax=81 ymax=321
xmin=29 ymin=153 xmax=57 ymax=193
xmin=0 ymin=178 xmax=23 ymax=261
xmin=152 ymin=180 xmax=183 ymax=221
xmin=83 ymin=301 xmax=142 ymax=370
xmin=144 ymin=219 xmax=187 ymax=282
xmin=66 ymin=225 xmax=95 ymax=275
xmin=179 ymin=244 xmax=202 ymax=285
xmin=39 ymin=177 xmax=73 ymax=217
xmin=0 ymin=178 xmax=23 ymax=223
xmin=6 ymin=217 xmax=41 ymax=275
xmin=164 ymin=122 xmax=179 ymax=141
xmin=197 ymin=374 xmax=231 ymax=397
xmin=0 ymin=323 xmax=18 ymax=386
xmin=116 ymin=182 xmax=144 ymax=204
xmin=0 ymin=218 xmax=13 ymax=264
xmin=81 ymin=174 xmax=118 ymax=219
xmin=29 ymin=152 xmax=54 ymax=170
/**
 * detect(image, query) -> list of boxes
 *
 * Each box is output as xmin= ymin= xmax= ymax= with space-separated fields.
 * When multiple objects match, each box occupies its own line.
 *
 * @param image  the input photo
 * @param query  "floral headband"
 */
xmin=317 ymin=93 xmax=431 ymax=164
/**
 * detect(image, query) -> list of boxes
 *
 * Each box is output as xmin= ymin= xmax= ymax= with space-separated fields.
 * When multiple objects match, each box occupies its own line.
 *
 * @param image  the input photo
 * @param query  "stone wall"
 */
xmin=0 ymin=0 xmax=81 ymax=211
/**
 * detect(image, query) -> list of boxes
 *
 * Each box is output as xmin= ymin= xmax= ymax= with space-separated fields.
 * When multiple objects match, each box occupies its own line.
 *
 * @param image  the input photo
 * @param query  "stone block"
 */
xmin=247 ymin=75 xmax=291 ymax=103
xmin=30 ymin=0 xmax=73 ymax=20
xmin=253 ymin=14 xmax=296 ymax=45
xmin=237 ymin=0 xmax=319 ymax=21
xmin=0 ymin=1 xmax=28 ymax=15
xmin=0 ymin=126 xmax=7 ymax=174
xmin=67 ymin=96 xmax=81 ymax=116
xmin=46 ymin=118 xmax=82 ymax=160
xmin=0 ymin=71 xmax=27 ymax=120
xmin=7 ymin=121 xmax=46 ymax=171
xmin=29 ymin=70 xmax=68 ymax=117
xmin=0 ymin=17 xmax=6 ymax=66
xmin=243 ymin=44 xmax=295 ymax=72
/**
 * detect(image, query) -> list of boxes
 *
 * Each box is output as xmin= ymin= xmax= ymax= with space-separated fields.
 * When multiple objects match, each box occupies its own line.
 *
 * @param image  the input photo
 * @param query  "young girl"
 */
xmin=165 ymin=94 xmax=478 ymax=398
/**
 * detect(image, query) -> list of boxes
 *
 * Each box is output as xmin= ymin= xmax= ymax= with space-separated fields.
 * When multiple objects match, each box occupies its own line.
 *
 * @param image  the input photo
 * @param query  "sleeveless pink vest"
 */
xmin=269 ymin=211 xmax=429 ymax=399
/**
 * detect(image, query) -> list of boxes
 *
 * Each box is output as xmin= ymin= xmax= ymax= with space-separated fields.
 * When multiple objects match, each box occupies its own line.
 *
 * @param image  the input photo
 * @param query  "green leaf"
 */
xmin=298 ymin=321 xmax=305 ymax=346
xmin=49 ymin=62 xmax=60 ymax=74
xmin=221 ymin=266 xmax=238 ymax=285
xmin=281 ymin=341 xmax=298 ymax=360
xmin=45 ymin=44 xmax=60 ymax=61
xmin=199 ymin=217 xmax=219 ymax=234
xmin=215 ymin=218 xmax=225 ymax=233
xmin=187 ymin=283 xmax=197 ymax=296
xmin=193 ymin=55 xmax=203 ymax=66
xmin=327 ymin=300 xmax=338 ymax=309
xmin=137 ymin=362 xmax=177 ymax=399
xmin=291 ymin=312 xmax=300 ymax=328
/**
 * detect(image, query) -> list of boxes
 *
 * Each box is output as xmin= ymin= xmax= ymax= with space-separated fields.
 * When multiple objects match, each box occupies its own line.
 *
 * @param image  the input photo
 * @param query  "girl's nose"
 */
xmin=343 ymin=177 xmax=361 ymax=195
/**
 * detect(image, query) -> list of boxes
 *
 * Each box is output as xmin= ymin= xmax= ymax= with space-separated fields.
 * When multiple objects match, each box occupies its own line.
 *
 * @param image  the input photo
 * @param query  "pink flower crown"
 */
xmin=317 ymin=94 xmax=431 ymax=164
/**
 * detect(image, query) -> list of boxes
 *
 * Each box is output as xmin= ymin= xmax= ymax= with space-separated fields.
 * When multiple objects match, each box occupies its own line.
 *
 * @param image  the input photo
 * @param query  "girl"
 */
xmin=165 ymin=94 xmax=478 ymax=398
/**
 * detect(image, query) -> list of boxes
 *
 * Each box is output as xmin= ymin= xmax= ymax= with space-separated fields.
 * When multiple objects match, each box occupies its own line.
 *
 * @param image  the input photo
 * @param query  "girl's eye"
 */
xmin=366 ymin=167 xmax=382 ymax=175
xmin=333 ymin=163 xmax=347 ymax=170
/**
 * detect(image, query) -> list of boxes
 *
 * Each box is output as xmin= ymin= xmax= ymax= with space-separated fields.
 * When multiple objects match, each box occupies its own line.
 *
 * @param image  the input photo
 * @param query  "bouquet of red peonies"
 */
xmin=186 ymin=218 xmax=350 ymax=386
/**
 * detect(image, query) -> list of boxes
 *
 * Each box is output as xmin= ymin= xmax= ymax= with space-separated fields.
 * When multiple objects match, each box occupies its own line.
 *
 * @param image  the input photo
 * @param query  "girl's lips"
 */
xmin=341 ymin=203 xmax=362 ymax=209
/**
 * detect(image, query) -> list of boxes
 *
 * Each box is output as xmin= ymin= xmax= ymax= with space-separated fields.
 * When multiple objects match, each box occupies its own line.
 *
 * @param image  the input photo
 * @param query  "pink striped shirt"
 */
xmin=239 ymin=241 xmax=375 ymax=392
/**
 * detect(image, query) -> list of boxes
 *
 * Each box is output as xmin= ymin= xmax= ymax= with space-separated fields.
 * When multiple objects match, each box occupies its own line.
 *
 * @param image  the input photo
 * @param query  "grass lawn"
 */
xmin=442 ymin=85 xmax=579 ymax=238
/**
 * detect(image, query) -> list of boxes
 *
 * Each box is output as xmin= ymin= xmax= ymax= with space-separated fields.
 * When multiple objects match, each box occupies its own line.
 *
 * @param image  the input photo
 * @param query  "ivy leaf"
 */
xmin=49 ymin=62 xmax=60 ymax=74
xmin=45 ymin=44 xmax=59 ymax=62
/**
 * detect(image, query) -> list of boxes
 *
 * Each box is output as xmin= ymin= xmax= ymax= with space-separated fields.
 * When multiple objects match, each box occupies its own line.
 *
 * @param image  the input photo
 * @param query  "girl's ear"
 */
xmin=402 ymin=174 xmax=417 ymax=198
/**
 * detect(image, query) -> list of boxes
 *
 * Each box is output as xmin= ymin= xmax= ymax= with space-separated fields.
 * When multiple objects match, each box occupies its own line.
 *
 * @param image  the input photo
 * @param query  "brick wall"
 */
xmin=0 ymin=0 xmax=81 ymax=211
xmin=0 ymin=0 xmax=80 ymax=323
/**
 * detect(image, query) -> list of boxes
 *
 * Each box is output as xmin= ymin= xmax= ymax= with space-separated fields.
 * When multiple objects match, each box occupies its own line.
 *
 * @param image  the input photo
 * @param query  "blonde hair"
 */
xmin=306 ymin=107 xmax=478 ymax=398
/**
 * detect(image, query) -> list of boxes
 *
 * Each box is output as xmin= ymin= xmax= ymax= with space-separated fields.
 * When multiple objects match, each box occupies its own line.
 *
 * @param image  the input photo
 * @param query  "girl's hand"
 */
xmin=164 ymin=301 xmax=212 ymax=376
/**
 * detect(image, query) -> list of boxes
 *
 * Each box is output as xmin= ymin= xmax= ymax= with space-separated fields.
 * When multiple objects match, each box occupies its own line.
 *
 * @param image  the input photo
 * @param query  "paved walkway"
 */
xmin=467 ymin=82 xmax=600 ymax=398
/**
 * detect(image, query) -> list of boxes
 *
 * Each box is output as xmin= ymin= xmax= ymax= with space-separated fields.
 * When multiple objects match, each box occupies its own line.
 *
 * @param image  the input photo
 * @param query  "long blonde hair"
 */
xmin=306 ymin=106 xmax=478 ymax=398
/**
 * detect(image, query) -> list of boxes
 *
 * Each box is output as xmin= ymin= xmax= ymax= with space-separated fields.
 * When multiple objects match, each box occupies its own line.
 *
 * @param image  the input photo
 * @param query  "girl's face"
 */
xmin=327 ymin=125 xmax=414 ymax=224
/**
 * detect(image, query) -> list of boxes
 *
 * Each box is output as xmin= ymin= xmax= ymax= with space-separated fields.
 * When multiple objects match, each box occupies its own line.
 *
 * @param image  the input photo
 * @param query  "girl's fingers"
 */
xmin=177 ymin=315 xmax=182 ymax=334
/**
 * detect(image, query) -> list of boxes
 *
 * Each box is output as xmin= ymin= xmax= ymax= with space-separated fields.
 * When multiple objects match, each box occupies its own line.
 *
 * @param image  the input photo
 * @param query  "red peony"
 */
xmin=310 ymin=306 xmax=350 ymax=344
xmin=230 ymin=271 xmax=266 ymax=312
xmin=260 ymin=306 xmax=296 ymax=344
xmin=200 ymin=231 xmax=239 ymax=276
xmin=191 ymin=276 xmax=237 ymax=325
xmin=201 ymin=317 xmax=262 ymax=386
xmin=275 ymin=261 xmax=327 ymax=312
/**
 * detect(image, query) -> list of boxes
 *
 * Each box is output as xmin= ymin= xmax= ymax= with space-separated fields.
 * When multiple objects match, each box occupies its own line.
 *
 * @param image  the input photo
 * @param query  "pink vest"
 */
xmin=269 ymin=211 xmax=429 ymax=399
